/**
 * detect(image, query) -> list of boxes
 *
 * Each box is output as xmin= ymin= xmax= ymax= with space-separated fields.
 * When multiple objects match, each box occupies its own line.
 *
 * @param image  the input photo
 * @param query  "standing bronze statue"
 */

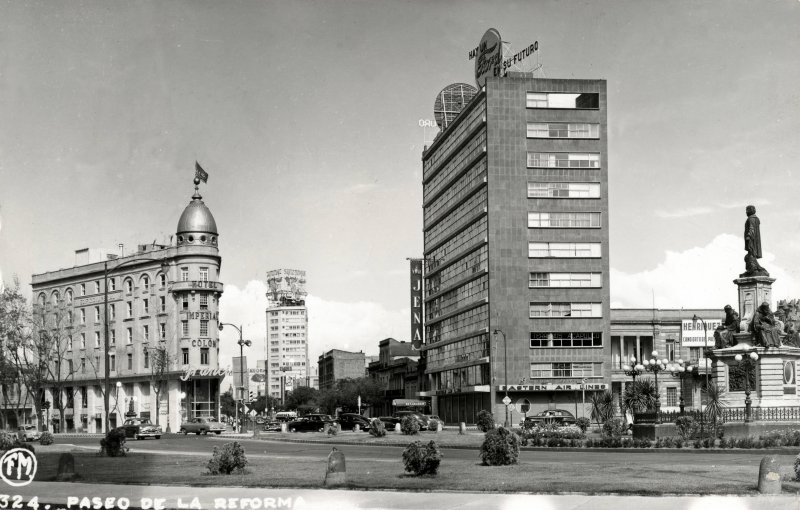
xmin=714 ymin=305 xmax=741 ymax=348
xmin=750 ymin=302 xmax=782 ymax=348
xmin=742 ymin=205 xmax=769 ymax=277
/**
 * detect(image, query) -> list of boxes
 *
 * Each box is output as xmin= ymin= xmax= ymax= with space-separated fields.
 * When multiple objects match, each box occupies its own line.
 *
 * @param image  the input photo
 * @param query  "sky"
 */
xmin=2 ymin=0 xmax=800 ymax=371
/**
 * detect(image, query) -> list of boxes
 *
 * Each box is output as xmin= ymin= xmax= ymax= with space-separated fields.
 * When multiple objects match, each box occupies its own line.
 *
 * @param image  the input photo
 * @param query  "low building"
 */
xmin=367 ymin=338 xmax=420 ymax=416
xmin=318 ymin=349 xmax=367 ymax=391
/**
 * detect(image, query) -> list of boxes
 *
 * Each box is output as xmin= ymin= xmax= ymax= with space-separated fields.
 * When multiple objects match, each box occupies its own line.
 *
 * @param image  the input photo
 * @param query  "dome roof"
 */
xmin=177 ymin=191 xmax=218 ymax=235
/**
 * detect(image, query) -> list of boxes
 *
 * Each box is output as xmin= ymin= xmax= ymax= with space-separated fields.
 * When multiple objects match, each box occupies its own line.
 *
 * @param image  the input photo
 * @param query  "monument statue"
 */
xmin=784 ymin=324 xmax=800 ymax=348
xmin=749 ymin=301 xmax=782 ymax=348
xmin=713 ymin=304 xmax=741 ymax=348
xmin=742 ymin=205 xmax=769 ymax=277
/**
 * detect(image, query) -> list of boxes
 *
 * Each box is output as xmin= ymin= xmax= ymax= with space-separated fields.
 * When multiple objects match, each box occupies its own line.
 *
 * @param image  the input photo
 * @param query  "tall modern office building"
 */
xmin=418 ymin=49 xmax=610 ymax=423
xmin=265 ymin=269 xmax=309 ymax=399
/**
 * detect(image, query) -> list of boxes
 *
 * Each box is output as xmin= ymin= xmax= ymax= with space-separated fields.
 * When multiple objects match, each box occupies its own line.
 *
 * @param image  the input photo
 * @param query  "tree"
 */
xmin=251 ymin=394 xmax=278 ymax=415
xmin=589 ymin=390 xmax=615 ymax=428
xmin=284 ymin=386 xmax=319 ymax=411
xmin=704 ymin=383 xmax=727 ymax=440
xmin=146 ymin=346 xmax=173 ymax=428
xmin=622 ymin=379 xmax=659 ymax=414
xmin=316 ymin=377 xmax=384 ymax=415
xmin=220 ymin=388 xmax=236 ymax=418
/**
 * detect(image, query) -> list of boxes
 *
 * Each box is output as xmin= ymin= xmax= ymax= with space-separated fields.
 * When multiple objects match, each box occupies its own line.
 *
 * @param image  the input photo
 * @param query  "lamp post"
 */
xmin=692 ymin=315 xmax=709 ymax=406
xmin=493 ymin=329 xmax=509 ymax=427
xmin=114 ymin=381 xmax=122 ymax=427
xmin=219 ymin=323 xmax=250 ymax=432
xmin=735 ymin=350 xmax=759 ymax=423
xmin=179 ymin=391 xmax=187 ymax=422
xmin=622 ymin=356 xmax=645 ymax=382
xmin=668 ymin=359 xmax=694 ymax=415
xmin=645 ymin=350 xmax=667 ymax=415
xmin=103 ymin=256 xmax=170 ymax=433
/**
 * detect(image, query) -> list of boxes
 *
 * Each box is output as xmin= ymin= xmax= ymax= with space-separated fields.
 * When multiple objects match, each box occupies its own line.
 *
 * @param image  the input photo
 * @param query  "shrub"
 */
xmin=692 ymin=439 xmax=702 ymax=449
xmin=402 ymin=440 xmax=442 ymax=476
xmin=39 ymin=431 xmax=54 ymax=445
xmin=401 ymin=415 xmax=420 ymax=436
xmin=794 ymin=453 xmax=800 ymax=481
xmin=601 ymin=418 xmax=626 ymax=439
xmin=675 ymin=438 xmax=684 ymax=449
xmin=369 ymin=419 xmax=386 ymax=437
xmin=428 ymin=419 xmax=440 ymax=432
xmin=99 ymin=427 xmax=128 ymax=457
xmin=575 ymin=417 xmax=591 ymax=433
xmin=480 ymin=427 xmax=520 ymax=466
xmin=0 ymin=432 xmax=16 ymax=451
xmin=327 ymin=423 xmax=339 ymax=436
xmin=476 ymin=410 xmax=495 ymax=433
xmin=207 ymin=441 xmax=247 ymax=475
xmin=674 ymin=416 xmax=698 ymax=441
xmin=662 ymin=437 xmax=675 ymax=448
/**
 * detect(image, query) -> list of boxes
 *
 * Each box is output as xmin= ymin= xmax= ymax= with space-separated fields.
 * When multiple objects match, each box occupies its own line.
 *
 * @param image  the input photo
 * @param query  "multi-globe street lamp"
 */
xmin=219 ymin=322 xmax=250 ymax=432
xmin=621 ymin=356 xmax=645 ymax=382
xmin=644 ymin=350 xmax=668 ymax=413
xmin=735 ymin=350 xmax=759 ymax=423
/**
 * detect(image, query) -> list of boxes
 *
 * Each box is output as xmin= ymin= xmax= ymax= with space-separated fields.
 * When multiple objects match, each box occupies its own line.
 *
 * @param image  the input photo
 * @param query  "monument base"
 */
xmin=734 ymin=275 xmax=775 ymax=331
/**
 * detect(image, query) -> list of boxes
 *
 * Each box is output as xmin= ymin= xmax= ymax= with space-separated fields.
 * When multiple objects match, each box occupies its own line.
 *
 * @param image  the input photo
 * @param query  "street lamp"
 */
xmin=692 ymin=315 xmax=710 ymax=407
xmin=668 ymin=359 xmax=694 ymax=415
xmin=114 ymin=381 xmax=122 ymax=426
xmin=103 ymin=256 xmax=170 ymax=433
xmin=179 ymin=391 xmax=187 ymax=422
xmin=645 ymin=350 xmax=667 ymax=414
xmin=622 ymin=356 xmax=645 ymax=382
xmin=735 ymin=350 xmax=759 ymax=423
xmin=219 ymin=323 xmax=251 ymax=432
xmin=493 ymin=329 xmax=509 ymax=427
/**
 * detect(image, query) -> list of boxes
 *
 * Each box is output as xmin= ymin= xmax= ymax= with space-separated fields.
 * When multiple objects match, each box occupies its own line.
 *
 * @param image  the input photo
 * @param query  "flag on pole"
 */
xmin=195 ymin=161 xmax=209 ymax=183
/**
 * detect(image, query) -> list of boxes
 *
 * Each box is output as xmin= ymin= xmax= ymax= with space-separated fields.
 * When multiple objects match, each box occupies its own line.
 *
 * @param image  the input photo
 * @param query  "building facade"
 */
xmin=418 ymin=73 xmax=610 ymax=424
xmin=318 ymin=349 xmax=367 ymax=391
xmin=265 ymin=269 xmax=309 ymax=400
xmin=29 ymin=180 xmax=224 ymax=433
xmin=368 ymin=338 xmax=420 ymax=416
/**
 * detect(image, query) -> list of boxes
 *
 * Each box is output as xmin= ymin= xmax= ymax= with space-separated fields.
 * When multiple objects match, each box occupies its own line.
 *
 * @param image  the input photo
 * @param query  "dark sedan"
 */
xmin=286 ymin=414 xmax=336 ymax=433
xmin=377 ymin=416 xmax=401 ymax=428
xmin=337 ymin=413 xmax=372 ymax=431
xmin=121 ymin=418 xmax=162 ymax=440
xmin=523 ymin=409 xmax=577 ymax=428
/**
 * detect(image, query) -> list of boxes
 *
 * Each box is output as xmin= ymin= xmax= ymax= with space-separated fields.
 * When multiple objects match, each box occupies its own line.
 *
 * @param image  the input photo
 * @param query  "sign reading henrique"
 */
xmin=474 ymin=28 xmax=503 ymax=88
xmin=681 ymin=319 xmax=722 ymax=347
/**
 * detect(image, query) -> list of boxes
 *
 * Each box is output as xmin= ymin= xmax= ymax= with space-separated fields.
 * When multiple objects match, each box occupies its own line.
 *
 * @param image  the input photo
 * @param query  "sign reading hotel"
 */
xmin=681 ymin=319 xmax=722 ymax=346
xmin=499 ymin=383 xmax=608 ymax=392
xmin=410 ymin=259 xmax=423 ymax=349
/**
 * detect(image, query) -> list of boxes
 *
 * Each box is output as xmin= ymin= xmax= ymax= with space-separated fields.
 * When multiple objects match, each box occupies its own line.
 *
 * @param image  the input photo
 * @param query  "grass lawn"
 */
xmin=30 ymin=448 xmax=800 ymax=495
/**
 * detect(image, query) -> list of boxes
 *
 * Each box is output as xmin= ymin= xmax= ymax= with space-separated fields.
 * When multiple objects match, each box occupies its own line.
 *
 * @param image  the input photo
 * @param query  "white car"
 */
xmin=18 ymin=425 xmax=41 ymax=441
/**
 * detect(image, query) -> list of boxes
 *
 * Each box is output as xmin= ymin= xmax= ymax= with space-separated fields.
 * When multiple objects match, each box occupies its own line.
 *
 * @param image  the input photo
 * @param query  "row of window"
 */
xmin=529 ymin=272 xmax=602 ymax=288
xmin=530 ymin=362 xmax=602 ymax=378
xmin=526 ymin=92 xmax=600 ymax=110
xmin=527 ymin=123 xmax=599 ymax=139
xmin=527 ymin=153 xmax=600 ymax=169
xmin=528 ymin=182 xmax=600 ymax=198
xmin=530 ymin=332 xmax=603 ymax=348
xmin=529 ymin=302 xmax=602 ymax=318
xmin=528 ymin=212 xmax=601 ymax=228
xmin=529 ymin=242 xmax=601 ymax=258
xmin=69 ymin=323 xmax=168 ymax=349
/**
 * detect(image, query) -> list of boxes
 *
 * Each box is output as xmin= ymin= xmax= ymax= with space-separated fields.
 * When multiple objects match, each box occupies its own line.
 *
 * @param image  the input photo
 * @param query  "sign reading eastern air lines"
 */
xmin=410 ymin=259 xmax=423 ymax=350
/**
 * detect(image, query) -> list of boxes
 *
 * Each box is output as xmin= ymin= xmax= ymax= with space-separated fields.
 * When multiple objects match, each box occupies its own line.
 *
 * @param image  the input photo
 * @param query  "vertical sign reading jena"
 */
xmin=410 ymin=259 xmax=424 ymax=350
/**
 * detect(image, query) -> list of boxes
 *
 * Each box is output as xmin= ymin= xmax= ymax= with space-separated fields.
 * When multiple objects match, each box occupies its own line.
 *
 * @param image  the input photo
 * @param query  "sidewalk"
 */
xmin=11 ymin=482 xmax=800 ymax=510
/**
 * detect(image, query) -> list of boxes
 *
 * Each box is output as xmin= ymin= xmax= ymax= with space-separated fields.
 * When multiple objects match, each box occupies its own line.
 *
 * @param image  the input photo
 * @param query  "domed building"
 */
xmin=29 ymin=175 xmax=225 ymax=433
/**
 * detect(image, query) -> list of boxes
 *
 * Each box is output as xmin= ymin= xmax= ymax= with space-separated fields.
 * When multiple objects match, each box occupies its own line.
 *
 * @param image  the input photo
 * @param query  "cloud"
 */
xmin=347 ymin=183 xmax=379 ymax=194
xmin=217 ymin=279 xmax=408 ymax=375
xmin=654 ymin=200 xmax=771 ymax=219
xmin=611 ymin=233 xmax=799 ymax=309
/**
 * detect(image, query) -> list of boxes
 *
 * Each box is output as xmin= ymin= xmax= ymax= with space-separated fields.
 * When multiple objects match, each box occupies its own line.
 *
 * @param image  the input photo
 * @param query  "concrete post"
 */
xmin=394 ymin=423 xmax=401 ymax=433
xmin=280 ymin=422 xmax=288 ymax=433
xmin=324 ymin=447 xmax=346 ymax=487
xmin=757 ymin=455 xmax=782 ymax=494
xmin=436 ymin=421 xmax=443 ymax=432
xmin=459 ymin=422 xmax=466 ymax=435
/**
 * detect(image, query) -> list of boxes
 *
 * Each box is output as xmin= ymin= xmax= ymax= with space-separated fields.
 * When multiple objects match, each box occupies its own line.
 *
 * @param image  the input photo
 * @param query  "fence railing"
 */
xmin=651 ymin=407 xmax=800 ymax=424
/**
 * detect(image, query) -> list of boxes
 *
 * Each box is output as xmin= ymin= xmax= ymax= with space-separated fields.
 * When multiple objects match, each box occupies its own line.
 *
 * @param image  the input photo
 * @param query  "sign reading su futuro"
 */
xmin=469 ymin=28 xmax=539 ymax=87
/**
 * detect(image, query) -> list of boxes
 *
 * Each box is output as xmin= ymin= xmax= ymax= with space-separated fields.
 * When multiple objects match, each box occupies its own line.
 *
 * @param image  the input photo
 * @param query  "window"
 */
xmin=144 ymin=350 xmax=149 ymax=369
xmin=94 ymin=306 xmax=100 ymax=323
xmin=67 ymin=337 xmax=73 ymax=351
xmin=65 ymin=289 xmax=73 ymax=304
xmin=199 ymin=267 xmax=209 ymax=282
xmin=528 ymin=212 xmax=601 ymax=228
xmin=552 ymin=363 xmax=571 ymax=377
xmin=94 ymin=281 xmax=101 ymax=294
xmin=125 ymin=279 xmax=133 ymax=293
xmin=529 ymin=272 xmax=602 ymax=288
xmin=530 ymin=362 xmax=601 ymax=378
xmin=181 ymin=321 xmax=189 ymax=337
xmin=181 ymin=268 xmax=189 ymax=282
xmin=80 ymin=333 xmax=86 ymax=349
xmin=127 ymin=353 xmax=133 ymax=370
xmin=126 ymin=327 xmax=132 ymax=344
xmin=143 ymin=299 xmax=149 ymax=315
xmin=110 ymin=330 xmax=116 ymax=344
xmin=200 ymin=348 xmax=209 ymax=365
xmin=142 ymin=276 xmax=149 ymax=291
xmin=81 ymin=387 xmax=88 ymax=407
xmin=80 ymin=284 xmax=86 ymax=296
xmin=529 ymin=302 xmax=602 ymax=318
xmin=529 ymin=242 xmax=602 ymax=258
xmin=108 ymin=278 xmax=116 ymax=291
xmin=159 ymin=323 xmax=166 ymax=340
xmin=528 ymin=151 xmax=600 ymax=168
xmin=143 ymin=325 xmax=149 ymax=342
xmin=530 ymin=332 xmax=603 ymax=348
xmin=67 ymin=310 xmax=73 ymax=323
xmin=527 ymin=123 xmax=599 ymax=139
xmin=528 ymin=182 xmax=601 ymax=198
xmin=200 ymin=320 xmax=208 ymax=337
xmin=666 ymin=387 xmax=678 ymax=407
xmin=160 ymin=296 xmax=166 ymax=313
xmin=126 ymin=302 xmax=132 ymax=318
xmin=94 ymin=331 xmax=100 ymax=347
xmin=526 ymin=92 xmax=599 ymax=109
xmin=110 ymin=304 xmax=116 ymax=320
xmin=182 ymin=296 xmax=189 ymax=310
xmin=81 ymin=358 xmax=86 ymax=373
xmin=182 ymin=348 xmax=189 ymax=365
xmin=79 ymin=309 xmax=86 ymax=324
xmin=200 ymin=294 xmax=208 ymax=310
xmin=159 ymin=273 xmax=166 ymax=287
xmin=110 ymin=355 xmax=116 ymax=372
xmin=666 ymin=341 xmax=676 ymax=362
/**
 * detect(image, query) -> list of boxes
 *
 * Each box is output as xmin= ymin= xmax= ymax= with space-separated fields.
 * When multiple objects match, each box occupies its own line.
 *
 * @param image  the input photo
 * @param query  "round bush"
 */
xmin=99 ymin=427 xmax=128 ymax=457
xmin=401 ymin=415 xmax=420 ymax=435
xmin=674 ymin=416 xmax=698 ymax=441
xmin=402 ymin=440 xmax=442 ymax=476
xmin=476 ymin=410 xmax=495 ymax=433
xmin=575 ymin=417 xmax=591 ymax=433
xmin=207 ymin=441 xmax=247 ymax=475
xmin=39 ymin=431 xmax=54 ymax=445
xmin=601 ymin=418 xmax=626 ymax=439
xmin=428 ymin=419 xmax=440 ymax=431
xmin=480 ymin=427 xmax=520 ymax=466
xmin=369 ymin=419 xmax=386 ymax=437
xmin=0 ymin=432 xmax=16 ymax=451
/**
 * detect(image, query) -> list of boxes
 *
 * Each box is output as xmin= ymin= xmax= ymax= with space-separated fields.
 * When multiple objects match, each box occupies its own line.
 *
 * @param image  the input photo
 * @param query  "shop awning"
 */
xmin=392 ymin=399 xmax=427 ymax=407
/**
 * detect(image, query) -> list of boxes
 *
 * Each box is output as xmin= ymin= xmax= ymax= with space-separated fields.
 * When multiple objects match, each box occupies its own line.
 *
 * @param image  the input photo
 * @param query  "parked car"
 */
xmin=274 ymin=411 xmax=297 ymax=422
xmin=377 ymin=416 xmax=401 ymax=428
xmin=179 ymin=417 xmax=226 ymax=435
xmin=422 ymin=414 xmax=442 ymax=430
xmin=121 ymin=418 xmax=162 ymax=440
xmin=17 ymin=425 xmax=41 ymax=442
xmin=262 ymin=421 xmax=283 ymax=432
xmin=523 ymin=409 xmax=577 ymax=428
xmin=286 ymin=414 xmax=335 ymax=433
xmin=336 ymin=413 xmax=372 ymax=431
xmin=394 ymin=411 xmax=429 ymax=429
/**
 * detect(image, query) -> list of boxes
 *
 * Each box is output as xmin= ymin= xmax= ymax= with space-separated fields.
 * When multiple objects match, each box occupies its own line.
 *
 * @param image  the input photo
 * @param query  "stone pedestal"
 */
xmin=711 ymin=343 xmax=800 ymax=408
xmin=734 ymin=275 xmax=775 ymax=331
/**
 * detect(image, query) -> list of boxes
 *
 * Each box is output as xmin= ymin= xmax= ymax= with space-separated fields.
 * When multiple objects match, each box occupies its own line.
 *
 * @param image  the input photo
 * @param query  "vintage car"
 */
xmin=336 ymin=413 xmax=372 ymax=432
xmin=286 ymin=414 xmax=336 ymax=433
xmin=522 ymin=409 xmax=577 ymax=428
xmin=262 ymin=421 xmax=283 ymax=432
xmin=17 ymin=425 xmax=41 ymax=442
xmin=179 ymin=417 xmax=226 ymax=435
xmin=121 ymin=418 xmax=162 ymax=440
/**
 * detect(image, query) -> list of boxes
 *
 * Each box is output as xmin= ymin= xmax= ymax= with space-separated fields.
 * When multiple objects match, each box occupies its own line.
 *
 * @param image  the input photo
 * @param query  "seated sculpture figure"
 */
xmin=749 ymin=301 xmax=782 ymax=348
xmin=713 ymin=305 xmax=741 ymax=348
xmin=784 ymin=323 xmax=800 ymax=348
